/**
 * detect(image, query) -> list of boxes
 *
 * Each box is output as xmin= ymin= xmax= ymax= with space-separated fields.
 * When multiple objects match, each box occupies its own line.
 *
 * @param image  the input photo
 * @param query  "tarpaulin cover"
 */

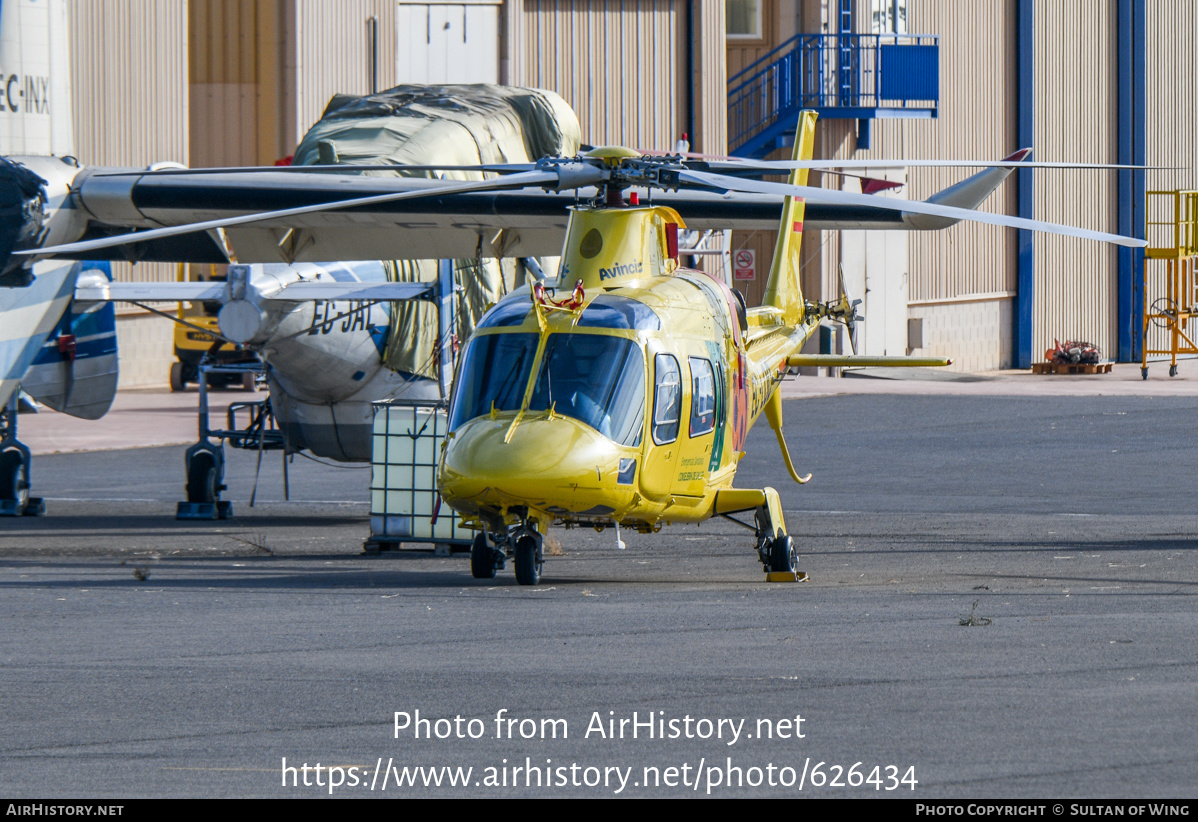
xmin=293 ymin=85 xmax=581 ymax=381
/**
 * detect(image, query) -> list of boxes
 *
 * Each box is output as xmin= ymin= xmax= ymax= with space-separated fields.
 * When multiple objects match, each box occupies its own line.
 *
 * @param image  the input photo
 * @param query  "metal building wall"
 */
xmin=863 ymin=0 xmax=1017 ymax=303
xmin=69 ymin=0 xmax=188 ymax=388
xmin=294 ymin=0 xmax=398 ymax=143
xmin=1142 ymin=2 xmax=1198 ymax=359
xmin=1144 ymin=3 xmax=1197 ymax=198
xmin=691 ymin=0 xmax=727 ymax=155
xmin=189 ymin=0 xmax=295 ymax=167
xmin=822 ymin=0 xmax=1019 ymax=369
xmin=1032 ymin=0 xmax=1118 ymax=362
xmin=512 ymin=0 xmax=688 ymax=152
xmin=70 ymin=1 xmax=188 ymax=169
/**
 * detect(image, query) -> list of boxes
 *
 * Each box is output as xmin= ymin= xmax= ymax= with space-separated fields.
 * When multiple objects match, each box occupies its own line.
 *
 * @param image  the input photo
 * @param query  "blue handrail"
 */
xmin=729 ymin=33 xmax=939 ymax=156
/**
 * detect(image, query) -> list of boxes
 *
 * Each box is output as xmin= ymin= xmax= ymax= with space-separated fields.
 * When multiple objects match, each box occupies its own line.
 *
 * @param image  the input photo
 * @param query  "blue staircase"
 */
xmin=728 ymin=33 xmax=940 ymax=158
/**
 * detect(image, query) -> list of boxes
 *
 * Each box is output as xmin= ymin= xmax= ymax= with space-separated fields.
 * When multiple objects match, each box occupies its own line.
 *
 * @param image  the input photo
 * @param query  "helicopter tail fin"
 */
xmin=761 ymin=110 xmax=818 ymax=325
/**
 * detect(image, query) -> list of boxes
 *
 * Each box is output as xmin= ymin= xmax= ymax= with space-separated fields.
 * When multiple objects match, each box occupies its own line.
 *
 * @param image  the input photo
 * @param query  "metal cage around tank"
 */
xmin=367 ymin=398 xmax=470 ymax=553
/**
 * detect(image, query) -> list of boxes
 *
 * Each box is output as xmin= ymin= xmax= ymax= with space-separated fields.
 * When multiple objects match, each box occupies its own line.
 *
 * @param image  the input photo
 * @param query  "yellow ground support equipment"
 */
xmin=1142 ymin=190 xmax=1198 ymax=378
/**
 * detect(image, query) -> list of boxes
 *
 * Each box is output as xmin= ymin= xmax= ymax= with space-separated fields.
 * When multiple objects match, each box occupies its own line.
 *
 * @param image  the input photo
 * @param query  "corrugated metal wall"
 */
xmin=843 ymin=0 xmax=1018 ymax=306
xmin=1143 ymin=1 xmax=1198 ymax=359
xmin=68 ymin=0 xmax=188 ymax=387
xmin=70 ymin=0 xmax=188 ymax=170
xmin=294 ymin=0 xmax=397 ymax=144
xmin=1145 ymin=2 xmax=1198 ymax=197
xmin=513 ymin=0 xmax=686 ymax=151
xmin=1032 ymin=0 xmax=1118 ymax=361
xmin=69 ymin=0 xmax=186 ymax=293
xmin=190 ymin=0 xmax=294 ymax=167
xmin=691 ymin=0 xmax=727 ymax=155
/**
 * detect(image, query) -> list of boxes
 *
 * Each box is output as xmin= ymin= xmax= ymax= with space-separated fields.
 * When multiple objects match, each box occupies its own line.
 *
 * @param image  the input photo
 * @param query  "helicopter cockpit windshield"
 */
xmin=529 ymin=334 xmax=644 ymax=445
xmin=449 ymin=331 xmax=645 ymax=446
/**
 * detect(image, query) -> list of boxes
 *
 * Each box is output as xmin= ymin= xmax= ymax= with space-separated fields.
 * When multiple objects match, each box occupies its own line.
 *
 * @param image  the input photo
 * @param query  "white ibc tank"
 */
xmin=369 ymin=400 xmax=467 ymax=547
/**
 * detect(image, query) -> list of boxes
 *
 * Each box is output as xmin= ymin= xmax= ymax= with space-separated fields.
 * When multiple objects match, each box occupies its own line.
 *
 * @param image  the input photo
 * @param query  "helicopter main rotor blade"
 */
xmin=22 ymin=169 xmax=561 ymax=258
xmin=92 ymin=162 xmax=539 ymax=177
xmin=677 ymin=169 xmax=1147 ymax=248
xmin=701 ymin=157 xmax=1172 ymax=174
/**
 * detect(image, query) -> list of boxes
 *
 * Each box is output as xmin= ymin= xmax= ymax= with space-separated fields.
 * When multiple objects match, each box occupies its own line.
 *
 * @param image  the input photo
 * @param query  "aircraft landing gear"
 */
xmin=512 ymin=526 xmax=544 ymax=586
xmin=754 ymin=487 xmax=802 ymax=579
xmin=0 ymin=398 xmax=44 ymax=517
xmin=178 ymin=441 xmax=232 ymax=519
xmin=471 ymin=519 xmax=542 ymax=585
xmin=470 ymin=532 xmax=505 ymax=578
xmin=768 ymin=534 xmax=798 ymax=574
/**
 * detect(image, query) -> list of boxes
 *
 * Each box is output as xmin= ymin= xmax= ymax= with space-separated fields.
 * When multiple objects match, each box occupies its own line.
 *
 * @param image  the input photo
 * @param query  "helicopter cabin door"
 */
xmin=640 ymin=344 xmax=726 ymax=507
xmin=672 ymin=348 xmax=725 ymax=501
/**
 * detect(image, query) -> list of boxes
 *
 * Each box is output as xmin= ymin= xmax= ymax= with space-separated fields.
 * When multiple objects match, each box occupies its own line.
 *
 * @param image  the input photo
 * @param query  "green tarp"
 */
xmin=293 ymin=85 xmax=581 ymax=381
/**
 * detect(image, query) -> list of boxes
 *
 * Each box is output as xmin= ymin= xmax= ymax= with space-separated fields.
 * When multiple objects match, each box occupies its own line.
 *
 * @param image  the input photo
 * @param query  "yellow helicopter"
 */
xmin=16 ymin=106 xmax=1146 ymax=583
xmin=439 ymin=112 xmax=950 ymax=585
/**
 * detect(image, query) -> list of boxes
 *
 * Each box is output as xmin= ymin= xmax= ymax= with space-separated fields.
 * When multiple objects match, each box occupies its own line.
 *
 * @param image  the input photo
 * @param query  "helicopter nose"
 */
xmin=439 ymin=414 xmax=625 ymax=513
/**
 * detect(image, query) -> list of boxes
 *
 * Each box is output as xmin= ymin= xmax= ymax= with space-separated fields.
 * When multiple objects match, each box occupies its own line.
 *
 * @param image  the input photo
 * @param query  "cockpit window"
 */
xmin=476 ymin=298 xmax=532 ymax=329
xmin=528 ymin=334 xmax=645 ymax=446
xmin=652 ymin=354 xmax=681 ymax=445
xmin=448 ymin=333 xmax=538 ymax=430
xmin=576 ymin=295 xmax=662 ymax=331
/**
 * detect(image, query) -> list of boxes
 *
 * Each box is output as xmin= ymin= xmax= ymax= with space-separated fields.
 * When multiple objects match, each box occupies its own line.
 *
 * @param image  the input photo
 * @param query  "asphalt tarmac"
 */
xmin=1 ymin=384 xmax=1196 ymax=798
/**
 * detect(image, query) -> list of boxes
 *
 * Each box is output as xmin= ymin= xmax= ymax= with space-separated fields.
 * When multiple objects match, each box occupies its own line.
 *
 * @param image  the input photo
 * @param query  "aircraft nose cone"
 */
xmin=439 ymin=414 xmax=623 ymax=513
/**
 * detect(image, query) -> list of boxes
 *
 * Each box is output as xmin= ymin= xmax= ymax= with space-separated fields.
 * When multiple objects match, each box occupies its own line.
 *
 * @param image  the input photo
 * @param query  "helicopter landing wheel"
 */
xmin=471 ymin=533 xmax=498 ymax=579
xmin=768 ymin=534 xmax=798 ymax=574
xmin=513 ymin=531 xmax=543 ymax=586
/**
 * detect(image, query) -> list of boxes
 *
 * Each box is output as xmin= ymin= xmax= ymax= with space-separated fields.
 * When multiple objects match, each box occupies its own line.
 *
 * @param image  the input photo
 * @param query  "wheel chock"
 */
xmin=766 ymin=570 xmax=809 ymax=583
xmin=176 ymin=501 xmax=234 ymax=520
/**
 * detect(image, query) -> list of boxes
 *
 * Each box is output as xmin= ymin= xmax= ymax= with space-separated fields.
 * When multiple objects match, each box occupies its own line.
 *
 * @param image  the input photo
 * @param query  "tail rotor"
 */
xmin=835 ymin=263 xmax=864 ymax=355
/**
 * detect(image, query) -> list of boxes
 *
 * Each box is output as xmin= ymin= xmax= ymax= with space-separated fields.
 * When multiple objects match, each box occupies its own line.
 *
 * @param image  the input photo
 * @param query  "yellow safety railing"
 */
xmin=1142 ymin=190 xmax=1198 ymax=377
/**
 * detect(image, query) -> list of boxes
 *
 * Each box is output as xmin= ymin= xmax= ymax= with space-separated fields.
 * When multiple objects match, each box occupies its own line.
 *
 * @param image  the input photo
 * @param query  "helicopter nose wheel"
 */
xmin=470 ymin=532 xmax=504 ymax=579
xmin=512 ymin=528 xmax=544 ymax=586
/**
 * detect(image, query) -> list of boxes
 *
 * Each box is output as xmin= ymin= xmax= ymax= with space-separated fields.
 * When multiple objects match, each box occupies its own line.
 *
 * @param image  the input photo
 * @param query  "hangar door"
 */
xmin=397 ymin=2 xmax=499 ymax=83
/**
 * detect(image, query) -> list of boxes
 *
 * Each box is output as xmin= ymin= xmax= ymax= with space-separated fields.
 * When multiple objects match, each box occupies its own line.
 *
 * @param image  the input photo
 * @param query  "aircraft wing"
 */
xmin=73 ymin=281 xmax=227 ymax=302
xmin=268 ymin=282 xmax=433 ymax=302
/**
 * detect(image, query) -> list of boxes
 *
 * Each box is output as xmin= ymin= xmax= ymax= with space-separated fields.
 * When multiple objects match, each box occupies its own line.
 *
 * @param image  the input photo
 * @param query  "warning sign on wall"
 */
xmin=733 ymin=249 xmax=756 ymax=281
